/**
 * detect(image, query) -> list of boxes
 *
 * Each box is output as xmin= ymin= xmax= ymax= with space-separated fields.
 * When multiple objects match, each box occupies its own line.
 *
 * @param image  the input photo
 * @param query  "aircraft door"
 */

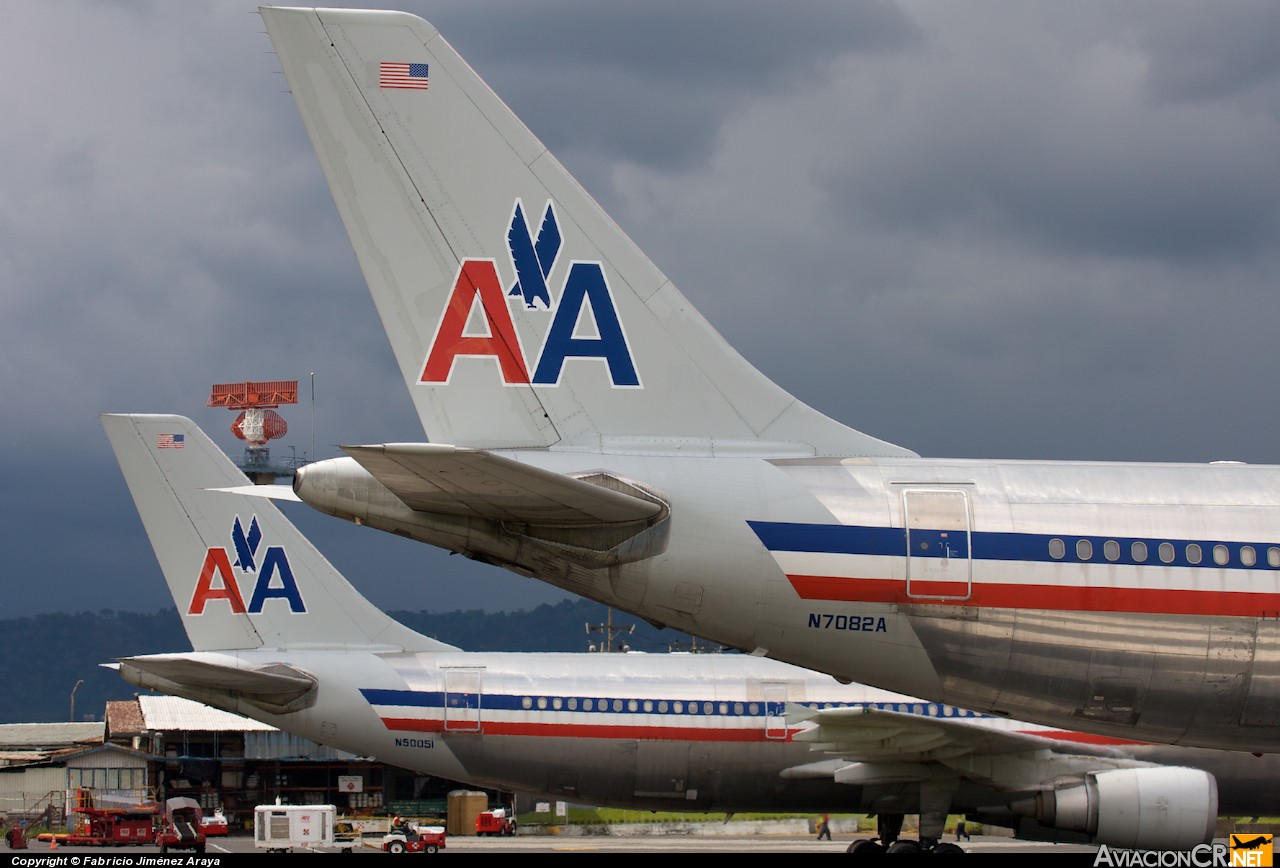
xmin=903 ymin=488 xmax=973 ymax=601
xmin=443 ymin=667 xmax=482 ymax=732
xmin=763 ymin=684 xmax=788 ymax=739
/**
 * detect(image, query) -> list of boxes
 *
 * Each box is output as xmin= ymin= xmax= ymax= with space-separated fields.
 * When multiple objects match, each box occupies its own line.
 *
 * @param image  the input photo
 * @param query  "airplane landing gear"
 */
xmin=845 ymin=811 xmax=968 ymax=855
xmin=847 ymin=838 xmax=967 ymax=855
xmin=877 ymin=813 xmax=904 ymax=847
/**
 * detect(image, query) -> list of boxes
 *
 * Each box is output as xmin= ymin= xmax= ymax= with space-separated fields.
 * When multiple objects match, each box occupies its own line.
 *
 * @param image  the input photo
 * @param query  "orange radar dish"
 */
xmin=207 ymin=380 xmax=299 ymax=410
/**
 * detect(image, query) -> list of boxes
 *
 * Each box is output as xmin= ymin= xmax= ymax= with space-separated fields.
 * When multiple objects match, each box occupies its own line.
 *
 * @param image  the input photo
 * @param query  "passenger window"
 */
xmin=521 ymin=697 xmax=532 ymax=710
xmin=537 ymin=697 xmax=547 ymax=710
xmin=1214 ymin=545 xmax=1229 ymax=566
xmin=1076 ymin=539 xmax=1093 ymax=561
xmin=1159 ymin=543 xmax=1175 ymax=564
xmin=1049 ymin=538 xmax=1066 ymax=559
xmin=1270 ymin=547 xmax=1280 ymax=568
xmin=1104 ymin=540 xmax=1120 ymax=562
xmin=1242 ymin=546 xmax=1257 ymax=567
xmin=1186 ymin=544 xmax=1202 ymax=565
xmin=1131 ymin=541 xmax=1148 ymax=562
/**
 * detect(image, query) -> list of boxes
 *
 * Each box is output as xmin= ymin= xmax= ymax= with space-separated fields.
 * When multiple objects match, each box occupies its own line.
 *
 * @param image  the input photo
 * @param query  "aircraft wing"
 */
xmin=343 ymin=443 xmax=664 ymax=525
xmin=782 ymin=702 xmax=1146 ymax=788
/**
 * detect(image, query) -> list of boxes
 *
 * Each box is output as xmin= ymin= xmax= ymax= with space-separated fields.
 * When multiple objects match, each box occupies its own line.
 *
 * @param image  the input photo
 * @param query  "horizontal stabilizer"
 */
xmin=210 ymin=484 xmax=299 ymax=502
xmin=119 ymin=653 xmax=315 ymax=696
xmin=344 ymin=443 xmax=664 ymax=525
xmin=118 ymin=652 xmax=319 ymax=716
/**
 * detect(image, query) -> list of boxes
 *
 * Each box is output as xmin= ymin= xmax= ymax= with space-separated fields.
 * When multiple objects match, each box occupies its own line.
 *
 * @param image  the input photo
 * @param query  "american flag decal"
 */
xmin=380 ymin=62 xmax=429 ymax=90
xmin=157 ymin=433 xmax=185 ymax=449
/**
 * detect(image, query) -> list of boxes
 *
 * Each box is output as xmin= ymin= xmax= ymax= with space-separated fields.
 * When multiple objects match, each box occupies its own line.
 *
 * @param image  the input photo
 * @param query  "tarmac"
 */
xmin=0 ymin=828 xmax=1103 ymax=858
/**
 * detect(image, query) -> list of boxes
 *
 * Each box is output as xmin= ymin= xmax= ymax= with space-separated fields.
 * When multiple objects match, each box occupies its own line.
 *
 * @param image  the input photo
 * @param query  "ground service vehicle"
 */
xmin=199 ymin=808 xmax=228 ymax=837
xmin=60 ymin=791 xmax=156 ymax=848
xmin=475 ymin=809 xmax=516 ymax=837
xmin=383 ymin=824 xmax=445 ymax=854
xmin=156 ymin=797 xmax=205 ymax=855
xmin=254 ymin=804 xmax=339 ymax=853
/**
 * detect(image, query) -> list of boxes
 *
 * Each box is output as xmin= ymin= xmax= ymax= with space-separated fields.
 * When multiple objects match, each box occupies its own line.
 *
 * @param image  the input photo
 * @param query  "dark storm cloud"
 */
xmin=5 ymin=1 xmax=1280 ymax=619
xmin=436 ymin=0 xmax=920 ymax=171
xmin=1137 ymin=1 xmax=1280 ymax=106
xmin=816 ymin=7 xmax=1280 ymax=263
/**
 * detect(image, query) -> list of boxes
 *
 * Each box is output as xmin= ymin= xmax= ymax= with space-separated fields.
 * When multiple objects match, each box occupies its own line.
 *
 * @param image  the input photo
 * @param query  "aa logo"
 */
xmin=187 ymin=515 xmax=305 ymax=615
xmin=1231 ymin=833 xmax=1273 ymax=867
xmin=421 ymin=199 xmax=640 ymax=388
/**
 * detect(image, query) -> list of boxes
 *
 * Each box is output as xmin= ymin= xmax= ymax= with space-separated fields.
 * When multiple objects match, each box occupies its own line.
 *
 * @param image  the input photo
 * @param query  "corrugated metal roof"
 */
xmin=0 ymin=722 xmax=104 ymax=749
xmin=137 ymin=695 xmax=277 ymax=732
xmin=0 ymin=742 xmax=156 ymax=770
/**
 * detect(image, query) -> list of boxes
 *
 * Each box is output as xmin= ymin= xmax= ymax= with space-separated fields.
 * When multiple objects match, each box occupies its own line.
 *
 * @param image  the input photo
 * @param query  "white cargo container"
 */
xmin=254 ymin=804 xmax=342 ymax=852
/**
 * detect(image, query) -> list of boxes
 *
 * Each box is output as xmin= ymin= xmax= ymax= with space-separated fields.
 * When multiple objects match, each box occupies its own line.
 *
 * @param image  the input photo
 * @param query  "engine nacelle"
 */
xmin=1011 ymin=767 xmax=1217 ymax=851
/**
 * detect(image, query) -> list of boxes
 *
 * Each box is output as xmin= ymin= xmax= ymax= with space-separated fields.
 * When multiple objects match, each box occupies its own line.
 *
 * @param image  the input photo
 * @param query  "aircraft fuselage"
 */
xmin=294 ymin=450 xmax=1280 ymax=753
xmin=119 ymin=647 xmax=1280 ymax=822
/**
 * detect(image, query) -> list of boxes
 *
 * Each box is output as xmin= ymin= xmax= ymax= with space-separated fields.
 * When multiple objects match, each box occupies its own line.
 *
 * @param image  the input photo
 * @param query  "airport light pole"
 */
xmin=70 ymin=679 xmax=84 ymax=722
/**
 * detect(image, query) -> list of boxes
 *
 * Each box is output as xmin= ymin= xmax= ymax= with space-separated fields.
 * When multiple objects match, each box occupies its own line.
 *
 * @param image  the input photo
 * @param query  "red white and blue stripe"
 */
xmin=749 ymin=521 xmax=1280 ymax=617
xmin=361 ymin=687 xmax=1140 ymax=747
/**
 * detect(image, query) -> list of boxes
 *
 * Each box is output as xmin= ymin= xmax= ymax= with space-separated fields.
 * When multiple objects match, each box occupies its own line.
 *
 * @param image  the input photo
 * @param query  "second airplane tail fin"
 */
xmin=259 ymin=6 xmax=912 ymax=458
xmin=103 ymin=413 xmax=454 ymax=654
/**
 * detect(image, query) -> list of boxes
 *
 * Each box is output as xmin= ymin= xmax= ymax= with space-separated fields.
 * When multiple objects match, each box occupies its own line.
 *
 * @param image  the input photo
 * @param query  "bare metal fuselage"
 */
xmin=295 ymin=451 xmax=1280 ymax=753
xmin=119 ymin=648 xmax=1280 ymax=820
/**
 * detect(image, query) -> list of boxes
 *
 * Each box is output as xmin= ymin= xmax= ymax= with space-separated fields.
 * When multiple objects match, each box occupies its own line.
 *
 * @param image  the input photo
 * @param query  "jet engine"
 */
xmin=1011 ymin=767 xmax=1217 ymax=851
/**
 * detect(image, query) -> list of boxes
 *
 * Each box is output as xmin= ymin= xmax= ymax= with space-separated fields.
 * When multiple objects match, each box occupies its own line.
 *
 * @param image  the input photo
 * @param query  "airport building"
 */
xmin=0 ymin=698 xmax=504 ymax=832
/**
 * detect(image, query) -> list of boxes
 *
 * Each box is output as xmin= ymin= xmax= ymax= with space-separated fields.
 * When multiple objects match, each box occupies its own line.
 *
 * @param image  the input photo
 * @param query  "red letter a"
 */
xmin=188 ymin=549 xmax=248 ymax=615
xmin=421 ymin=260 xmax=530 ymax=384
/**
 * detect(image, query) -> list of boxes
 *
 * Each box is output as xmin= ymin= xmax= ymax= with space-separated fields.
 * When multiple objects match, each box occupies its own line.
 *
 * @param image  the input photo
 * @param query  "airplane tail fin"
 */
xmin=259 ymin=7 xmax=912 ymax=458
xmin=102 ymin=413 xmax=455 ymax=654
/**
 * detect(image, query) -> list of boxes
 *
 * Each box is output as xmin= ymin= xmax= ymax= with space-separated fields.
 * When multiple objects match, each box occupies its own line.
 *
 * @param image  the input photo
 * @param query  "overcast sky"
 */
xmin=4 ymin=1 xmax=1280 ymax=620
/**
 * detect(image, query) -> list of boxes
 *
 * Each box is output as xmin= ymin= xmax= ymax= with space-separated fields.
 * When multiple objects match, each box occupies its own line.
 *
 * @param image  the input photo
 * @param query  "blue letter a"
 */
xmin=247 ymin=546 xmax=306 ymax=613
xmin=532 ymin=263 xmax=639 ymax=386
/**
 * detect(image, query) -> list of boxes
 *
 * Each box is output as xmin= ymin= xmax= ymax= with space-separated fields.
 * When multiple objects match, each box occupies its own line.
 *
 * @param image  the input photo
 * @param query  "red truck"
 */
xmin=475 ymin=809 xmax=516 ymax=837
